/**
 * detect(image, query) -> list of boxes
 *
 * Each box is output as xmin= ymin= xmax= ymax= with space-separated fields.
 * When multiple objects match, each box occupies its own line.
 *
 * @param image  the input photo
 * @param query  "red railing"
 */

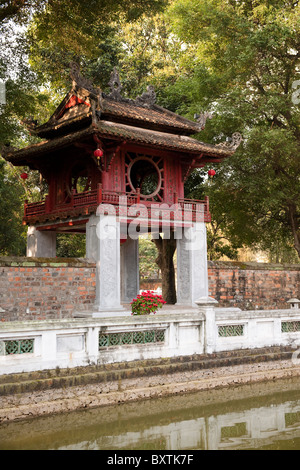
xmin=73 ymin=189 xmax=98 ymax=207
xmin=24 ymin=185 xmax=211 ymax=223
xmin=24 ymin=200 xmax=46 ymax=217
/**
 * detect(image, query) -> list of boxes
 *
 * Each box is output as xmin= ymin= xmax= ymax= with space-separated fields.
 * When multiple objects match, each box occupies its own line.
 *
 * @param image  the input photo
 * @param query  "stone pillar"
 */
xmin=93 ymin=213 xmax=124 ymax=312
xmin=176 ymin=222 xmax=209 ymax=306
xmin=27 ymin=226 xmax=56 ymax=257
xmin=121 ymin=238 xmax=139 ymax=304
xmin=86 ymin=215 xmax=98 ymax=262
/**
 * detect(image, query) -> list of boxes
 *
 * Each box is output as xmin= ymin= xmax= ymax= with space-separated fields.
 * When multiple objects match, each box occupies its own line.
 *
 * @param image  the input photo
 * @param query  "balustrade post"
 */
xmin=97 ymin=183 xmax=103 ymax=205
xmin=174 ymin=191 xmax=178 ymax=204
xmin=195 ymin=297 xmax=218 ymax=354
xmin=136 ymin=187 xmax=140 ymax=203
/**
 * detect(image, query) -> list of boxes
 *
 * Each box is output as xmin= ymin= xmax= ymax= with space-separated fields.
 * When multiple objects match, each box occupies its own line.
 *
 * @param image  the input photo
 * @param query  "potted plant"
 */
xmin=131 ymin=291 xmax=166 ymax=316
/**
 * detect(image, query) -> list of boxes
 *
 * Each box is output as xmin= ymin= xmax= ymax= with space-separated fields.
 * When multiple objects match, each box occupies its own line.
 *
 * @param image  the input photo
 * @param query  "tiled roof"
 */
xmin=96 ymin=121 xmax=233 ymax=158
xmin=33 ymin=94 xmax=203 ymax=139
xmin=2 ymin=66 xmax=239 ymax=165
xmin=3 ymin=123 xmax=234 ymax=166
xmin=100 ymin=97 xmax=202 ymax=135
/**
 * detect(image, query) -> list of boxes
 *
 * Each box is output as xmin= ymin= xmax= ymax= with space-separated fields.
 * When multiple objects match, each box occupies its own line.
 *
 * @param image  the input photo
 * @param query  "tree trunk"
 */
xmin=288 ymin=203 xmax=300 ymax=259
xmin=152 ymin=231 xmax=177 ymax=304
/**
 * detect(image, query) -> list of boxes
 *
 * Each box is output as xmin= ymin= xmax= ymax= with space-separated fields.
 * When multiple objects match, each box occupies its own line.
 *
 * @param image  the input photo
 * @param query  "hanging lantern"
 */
xmin=20 ymin=172 xmax=28 ymax=180
xmin=94 ymin=148 xmax=103 ymax=166
xmin=94 ymin=148 xmax=103 ymax=158
xmin=93 ymin=148 xmax=104 ymax=167
xmin=208 ymin=169 xmax=216 ymax=178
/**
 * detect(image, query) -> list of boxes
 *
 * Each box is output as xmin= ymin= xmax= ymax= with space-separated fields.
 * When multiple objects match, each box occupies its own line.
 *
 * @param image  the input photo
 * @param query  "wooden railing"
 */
xmin=24 ymin=185 xmax=211 ymax=223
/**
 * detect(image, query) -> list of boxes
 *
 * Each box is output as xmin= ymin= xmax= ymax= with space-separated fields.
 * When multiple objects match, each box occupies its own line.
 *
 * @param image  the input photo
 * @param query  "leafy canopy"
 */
xmin=168 ymin=0 xmax=300 ymax=259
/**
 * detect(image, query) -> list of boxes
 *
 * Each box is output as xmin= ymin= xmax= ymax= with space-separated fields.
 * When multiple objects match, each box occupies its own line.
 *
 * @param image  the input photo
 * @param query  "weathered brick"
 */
xmin=0 ymin=259 xmax=299 ymax=321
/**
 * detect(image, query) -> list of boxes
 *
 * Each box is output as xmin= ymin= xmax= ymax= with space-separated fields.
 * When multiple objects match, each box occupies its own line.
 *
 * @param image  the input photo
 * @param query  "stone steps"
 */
xmin=0 ymin=346 xmax=295 ymax=397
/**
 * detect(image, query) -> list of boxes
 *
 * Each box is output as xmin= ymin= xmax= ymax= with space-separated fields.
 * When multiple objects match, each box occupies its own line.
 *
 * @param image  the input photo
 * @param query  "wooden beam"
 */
xmin=36 ymin=219 xmax=89 ymax=231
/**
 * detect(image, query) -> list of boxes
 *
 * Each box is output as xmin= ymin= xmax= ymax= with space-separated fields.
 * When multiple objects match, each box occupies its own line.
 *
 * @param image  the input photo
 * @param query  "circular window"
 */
xmin=66 ymin=163 xmax=91 ymax=197
xmin=128 ymin=157 xmax=161 ymax=198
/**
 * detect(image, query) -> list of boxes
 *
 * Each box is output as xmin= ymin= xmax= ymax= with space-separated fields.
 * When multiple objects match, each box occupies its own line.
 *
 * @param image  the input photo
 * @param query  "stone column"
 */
xmin=93 ymin=213 xmax=124 ymax=312
xmin=86 ymin=214 xmax=98 ymax=262
xmin=27 ymin=226 xmax=56 ymax=257
xmin=176 ymin=222 xmax=209 ymax=306
xmin=121 ymin=238 xmax=139 ymax=304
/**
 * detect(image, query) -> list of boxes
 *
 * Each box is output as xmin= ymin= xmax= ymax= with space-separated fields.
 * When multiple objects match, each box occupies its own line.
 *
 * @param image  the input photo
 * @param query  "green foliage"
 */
xmin=0 ymin=0 xmax=299 ymax=263
xmin=116 ymin=14 xmax=184 ymax=100
xmin=169 ymin=0 xmax=300 ymax=259
xmin=26 ymin=1 xmax=168 ymax=91
xmin=0 ymin=158 xmax=26 ymax=255
xmin=139 ymin=237 xmax=160 ymax=279
xmin=56 ymin=234 xmax=86 ymax=258
xmin=0 ymin=1 xmax=168 ymax=258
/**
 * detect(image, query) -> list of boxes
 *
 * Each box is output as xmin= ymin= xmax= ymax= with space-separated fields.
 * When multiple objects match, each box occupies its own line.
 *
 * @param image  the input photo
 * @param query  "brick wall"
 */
xmin=0 ymin=258 xmax=96 ymax=322
xmin=0 ymin=258 xmax=299 ymax=321
xmin=207 ymin=261 xmax=300 ymax=310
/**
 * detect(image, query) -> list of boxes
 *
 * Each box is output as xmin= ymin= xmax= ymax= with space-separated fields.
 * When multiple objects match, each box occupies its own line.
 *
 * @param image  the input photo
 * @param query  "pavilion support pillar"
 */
xmin=121 ymin=237 xmax=139 ymax=304
xmin=92 ymin=214 xmax=124 ymax=313
xmin=176 ymin=222 xmax=209 ymax=306
xmin=27 ymin=226 xmax=56 ymax=258
xmin=86 ymin=216 xmax=98 ymax=262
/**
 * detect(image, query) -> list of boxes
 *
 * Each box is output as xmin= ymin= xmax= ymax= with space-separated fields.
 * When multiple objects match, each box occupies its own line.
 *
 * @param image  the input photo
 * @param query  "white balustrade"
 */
xmin=1 ymin=305 xmax=300 ymax=375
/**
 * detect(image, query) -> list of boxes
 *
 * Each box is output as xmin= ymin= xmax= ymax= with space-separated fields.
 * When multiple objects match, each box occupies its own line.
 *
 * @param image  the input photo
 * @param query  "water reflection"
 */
xmin=0 ymin=378 xmax=300 ymax=450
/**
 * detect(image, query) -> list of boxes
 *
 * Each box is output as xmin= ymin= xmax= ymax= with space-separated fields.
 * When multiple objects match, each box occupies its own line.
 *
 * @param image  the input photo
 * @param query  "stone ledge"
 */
xmin=0 ymin=257 xmax=298 ymax=271
xmin=208 ymin=260 xmax=300 ymax=271
xmin=0 ymin=256 xmax=96 ymax=268
xmin=1 ymin=355 xmax=300 ymax=423
xmin=0 ymin=346 xmax=294 ymax=397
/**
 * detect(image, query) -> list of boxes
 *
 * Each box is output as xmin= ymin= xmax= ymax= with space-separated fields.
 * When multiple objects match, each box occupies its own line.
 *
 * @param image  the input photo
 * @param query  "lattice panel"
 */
xmin=218 ymin=325 xmax=244 ymax=337
xmin=99 ymin=330 xmax=165 ymax=349
xmin=0 ymin=339 xmax=34 ymax=355
xmin=281 ymin=321 xmax=300 ymax=333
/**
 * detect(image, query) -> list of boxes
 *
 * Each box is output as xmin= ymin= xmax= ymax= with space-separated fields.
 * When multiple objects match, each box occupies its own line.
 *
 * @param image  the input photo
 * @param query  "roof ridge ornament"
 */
xmin=69 ymin=62 xmax=100 ymax=96
xmin=136 ymin=85 xmax=156 ymax=107
xmin=107 ymin=67 xmax=124 ymax=101
xmin=194 ymin=112 xmax=213 ymax=130
xmin=106 ymin=68 xmax=157 ymax=107
xmin=217 ymin=132 xmax=243 ymax=150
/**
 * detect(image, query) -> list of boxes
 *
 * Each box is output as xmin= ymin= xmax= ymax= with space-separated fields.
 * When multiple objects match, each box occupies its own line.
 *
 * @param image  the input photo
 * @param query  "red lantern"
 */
xmin=94 ymin=148 xmax=103 ymax=158
xmin=94 ymin=148 xmax=104 ymax=168
xmin=20 ymin=172 xmax=28 ymax=180
xmin=208 ymin=169 xmax=216 ymax=178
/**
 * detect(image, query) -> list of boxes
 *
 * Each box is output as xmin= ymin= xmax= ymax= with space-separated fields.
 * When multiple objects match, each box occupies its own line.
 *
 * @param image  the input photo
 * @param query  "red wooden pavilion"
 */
xmin=3 ymin=65 xmax=241 ymax=313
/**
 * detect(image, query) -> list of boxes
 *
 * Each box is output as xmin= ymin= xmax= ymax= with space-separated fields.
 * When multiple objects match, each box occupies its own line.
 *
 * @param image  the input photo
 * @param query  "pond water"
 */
xmin=0 ymin=377 xmax=300 ymax=450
